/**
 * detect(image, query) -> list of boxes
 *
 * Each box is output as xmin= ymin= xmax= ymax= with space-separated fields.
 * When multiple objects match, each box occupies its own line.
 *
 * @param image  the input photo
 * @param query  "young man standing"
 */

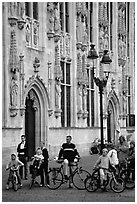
xmin=17 ymin=135 xmax=28 ymax=180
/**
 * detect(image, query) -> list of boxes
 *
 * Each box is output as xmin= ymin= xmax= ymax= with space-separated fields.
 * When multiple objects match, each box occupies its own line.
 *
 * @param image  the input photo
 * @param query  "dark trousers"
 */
xmin=40 ymin=163 xmax=49 ymax=185
xmin=19 ymin=155 xmax=28 ymax=179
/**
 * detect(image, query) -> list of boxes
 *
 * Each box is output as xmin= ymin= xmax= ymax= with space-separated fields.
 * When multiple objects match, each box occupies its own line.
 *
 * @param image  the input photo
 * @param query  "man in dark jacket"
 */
xmin=17 ymin=135 xmax=28 ymax=179
xmin=58 ymin=135 xmax=80 ymax=187
xmin=40 ymin=141 xmax=49 ymax=187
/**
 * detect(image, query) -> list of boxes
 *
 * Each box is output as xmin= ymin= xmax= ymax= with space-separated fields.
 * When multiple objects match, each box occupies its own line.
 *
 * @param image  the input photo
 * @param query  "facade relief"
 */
xmin=47 ymin=2 xmax=61 ymax=42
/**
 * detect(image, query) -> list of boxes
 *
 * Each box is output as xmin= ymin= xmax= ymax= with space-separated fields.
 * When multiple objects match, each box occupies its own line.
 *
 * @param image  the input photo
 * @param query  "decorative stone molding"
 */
xmin=10 ymin=76 xmax=19 ymax=117
xmin=17 ymin=18 xmax=26 ymax=30
xmin=9 ymin=30 xmax=19 ymax=73
xmin=54 ymin=44 xmax=62 ymax=80
xmin=33 ymin=57 xmax=40 ymax=74
xmin=9 ymin=106 xmax=18 ymax=117
xmin=77 ymin=53 xmax=83 ymax=83
xmin=8 ymin=17 xmax=18 ymax=27
xmin=54 ymin=109 xmax=62 ymax=118
xmin=20 ymin=106 xmax=26 ymax=116
xmin=77 ymin=110 xmax=83 ymax=119
xmin=111 ymin=78 xmax=116 ymax=90
xmin=48 ymin=109 xmax=53 ymax=116
xmin=55 ymin=78 xmax=61 ymax=110
xmin=19 ymin=53 xmax=25 ymax=116
xmin=83 ymin=111 xmax=88 ymax=119
xmin=47 ymin=2 xmax=55 ymax=40
xmin=76 ymin=42 xmax=82 ymax=50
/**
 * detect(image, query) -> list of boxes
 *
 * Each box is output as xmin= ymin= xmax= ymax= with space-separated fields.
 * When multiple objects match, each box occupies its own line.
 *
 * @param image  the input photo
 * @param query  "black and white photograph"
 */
xmin=2 ymin=2 xmax=135 ymax=202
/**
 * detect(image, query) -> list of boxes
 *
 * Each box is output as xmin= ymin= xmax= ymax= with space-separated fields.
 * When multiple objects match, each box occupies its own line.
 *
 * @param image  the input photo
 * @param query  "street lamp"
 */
xmin=87 ymin=44 xmax=112 ymax=153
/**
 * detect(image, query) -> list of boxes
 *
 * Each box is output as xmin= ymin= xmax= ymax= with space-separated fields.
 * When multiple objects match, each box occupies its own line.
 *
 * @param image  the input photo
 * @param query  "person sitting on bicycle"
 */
xmin=93 ymin=148 xmax=114 ymax=191
xmin=31 ymin=147 xmax=44 ymax=186
xmin=126 ymin=140 xmax=135 ymax=180
xmin=5 ymin=153 xmax=24 ymax=190
xmin=58 ymin=135 xmax=80 ymax=185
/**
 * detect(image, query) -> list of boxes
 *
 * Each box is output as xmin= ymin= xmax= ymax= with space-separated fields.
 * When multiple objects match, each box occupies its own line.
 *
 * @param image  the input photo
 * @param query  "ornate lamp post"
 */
xmin=87 ymin=44 xmax=112 ymax=153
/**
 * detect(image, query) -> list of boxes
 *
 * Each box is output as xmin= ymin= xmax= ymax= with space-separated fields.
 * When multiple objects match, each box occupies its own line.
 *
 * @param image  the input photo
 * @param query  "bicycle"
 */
xmin=119 ymin=160 xmax=135 ymax=189
xmin=7 ymin=165 xmax=20 ymax=191
xmin=46 ymin=157 xmax=91 ymax=190
xmin=85 ymin=166 xmax=125 ymax=193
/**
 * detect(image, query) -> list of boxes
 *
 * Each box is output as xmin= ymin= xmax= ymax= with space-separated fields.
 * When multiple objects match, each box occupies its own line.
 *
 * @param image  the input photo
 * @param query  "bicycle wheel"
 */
xmin=72 ymin=169 xmax=91 ymax=190
xmin=47 ymin=169 xmax=63 ymax=190
xmin=85 ymin=176 xmax=99 ymax=192
xmin=110 ymin=177 xmax=125 ymax=193
xmin=13 ymin=176 xmax=18 ymax=191
xmin=120 ymin=170 xmax=135 ymax=189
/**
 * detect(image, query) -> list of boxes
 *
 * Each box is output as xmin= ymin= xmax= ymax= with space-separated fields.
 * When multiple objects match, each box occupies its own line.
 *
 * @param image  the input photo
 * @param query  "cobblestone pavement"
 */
xmin=2 ymin=155 xmax=135 ymax=202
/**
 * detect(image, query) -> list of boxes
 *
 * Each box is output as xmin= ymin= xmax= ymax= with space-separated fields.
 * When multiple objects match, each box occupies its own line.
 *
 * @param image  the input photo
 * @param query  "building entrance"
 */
xmin=25 ymin=93 xmax=36 ymax=159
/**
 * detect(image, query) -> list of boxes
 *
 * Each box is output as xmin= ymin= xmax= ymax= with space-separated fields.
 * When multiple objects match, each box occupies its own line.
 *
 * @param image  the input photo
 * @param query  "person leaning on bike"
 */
xmin=58 ymin=135 xmax=80 ymax=188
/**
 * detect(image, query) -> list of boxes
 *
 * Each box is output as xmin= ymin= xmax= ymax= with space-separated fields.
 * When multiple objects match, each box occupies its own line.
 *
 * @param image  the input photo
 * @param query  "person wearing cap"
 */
xmin=58 ymin=135 xmax=80 ymax=188
xmin=93 ymin=148 xmax=113 ymax=191
xmin=116 ymin=135 xmax=129 ymax=167
xmin=5 ymin=153 xmax=24 ymax=190
xmin=17 ymin=135 xmax=28 ymax=180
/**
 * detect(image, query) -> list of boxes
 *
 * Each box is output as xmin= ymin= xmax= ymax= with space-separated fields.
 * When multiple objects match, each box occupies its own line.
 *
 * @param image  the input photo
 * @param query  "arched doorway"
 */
xmin=24 ymin=75 xmax=50 ymax=160
xmin=107 ymin=91 xmax=121 ymax=143
xmin=25 ymin=95 xmax=35 ymax=158
xmin=107 ymin=101 xmax=115 ymax=143
xmin=25 ymin=89 xmax=40 ymax=159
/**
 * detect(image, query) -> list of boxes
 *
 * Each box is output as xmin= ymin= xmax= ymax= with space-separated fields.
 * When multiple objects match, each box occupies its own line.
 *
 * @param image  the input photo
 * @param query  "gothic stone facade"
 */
xmin=2 ymin=2 xmax=135 ymax=164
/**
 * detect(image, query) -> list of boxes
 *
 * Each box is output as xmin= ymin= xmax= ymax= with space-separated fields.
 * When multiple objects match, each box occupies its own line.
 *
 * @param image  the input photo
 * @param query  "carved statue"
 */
xmin=10 ymin=77 xmax=18 ymax=107
xmin=83 ymin=85 xmax=88 ymax=112
xmin=99 ymin=25 xmax=104 ymax=50
xmin=55 ymin=79 xmax=61 ymax=109
xmin=48 ymin=15 xmax=54 ymax=33
xmin=76 ymin=15 xmax=82 ymax=43
xmin=118 ymin=35 xmax=123 ymax=58
xmin=104 ymin=26 xmax=109 ymax=49
xmin=77 ymin=83 xmax=83 ymax=111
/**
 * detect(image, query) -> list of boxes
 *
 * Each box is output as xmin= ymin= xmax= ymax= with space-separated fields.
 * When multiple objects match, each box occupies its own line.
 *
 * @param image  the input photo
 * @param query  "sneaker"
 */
xmin=39 ymin=184 xmax=43 ymax=187
xmin=45 ymin=184 xmax=50 ymax=188
xmin=6 ymin=185 xmax=9 ymax=190
xmin=69 ymin=183 xmax=73 ymax=188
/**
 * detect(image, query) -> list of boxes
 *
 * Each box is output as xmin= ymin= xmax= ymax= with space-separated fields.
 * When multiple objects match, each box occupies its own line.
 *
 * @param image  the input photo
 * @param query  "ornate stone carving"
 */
xmin=54 ymin=44 xmax=62 ymax=80
xmin=47 ymin=2 xmax=55 ymax=39
xmin=10 ymin=76 xmax=18 ymax=107
xmin=82 ymin=55 xmax=88 ymax=85
xmin=19 ymin=53 xmax=25 ymax=116
xmin=55 ymin=78 xmax=61 ymax=110
xmin=77 ymin=83 xmax=83 ymax=118
xmin=33 ymin=57 xmax=40 ymax=74
xmin=9 ymin=30 xmax=18 ymax=73
xmin=77 ymin=53 xmax=83 ymax=83
xmin=83 ymin=84 xmax=88 ymax=118
xmin=25 ymin=19 xmax=31 ymax=46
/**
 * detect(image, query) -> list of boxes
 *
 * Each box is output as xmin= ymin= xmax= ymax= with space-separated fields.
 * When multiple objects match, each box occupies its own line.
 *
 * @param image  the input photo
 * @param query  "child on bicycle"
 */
xmin=6 ymin=153 xmax=24 ymax=190
xmin=93 ymin=148 xmax=114 ymax=191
